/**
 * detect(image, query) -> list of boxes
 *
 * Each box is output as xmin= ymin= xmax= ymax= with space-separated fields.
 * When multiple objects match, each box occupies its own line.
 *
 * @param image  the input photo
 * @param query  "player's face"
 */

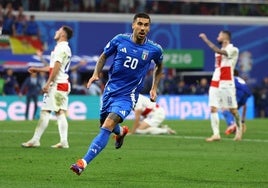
xmin=132 ymin=17 xmax=150 ymax=44
xmin=217 ymin=31 xmax=227 ymax=45
xmin=54 ymin=27 xmax=65 ymax=41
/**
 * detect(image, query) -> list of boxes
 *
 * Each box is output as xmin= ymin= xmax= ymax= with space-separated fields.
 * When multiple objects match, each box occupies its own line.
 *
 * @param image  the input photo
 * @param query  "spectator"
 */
xmin=13 ymin=6 xmax=27 ymax=36
xmin=256 ymin=4 xmax=268 ymax=16
xmin=19 ymin=72 xmax=42 ymax=120
xmin=21 ymin=0 xmax=30 ymax=11
xmin=180 ymin=1 xmax=191 ymax=15
xmin=119 ymin=0 xmax=134 ymax=13
xmin=70 ymin=0 xmax=81 ymax=12
xmin=2 ymin=9 xmax=15 ymax=35
xmin=195 ymin=78 xmax=209 ymax=95
xmin=136 ymin=0 xmax=146 ymax=13
xmin=256 ymin=77 xmax=268 ymax=117
xmin=3 ymin=2 xmax=13 ymax=15
xmin=174 ymin=80 xmax=190 ymax=95
xmin=0 ymin=3 xmax=4 ymax=28
xmin=25 ymin=15 xmax=40 ymax=38
xmin=95 ymin=0 xmax=102 ymax=12
xmin=162 ymin=73 xmax=176 ymax=94
xmin=82 ymin=0 xmax=96 ymax=12
xmin=28 ymin=0 xmax=40 ymax=11
xmin=63 ymin=0 xmax=71 ymax=12
xmin=39 ymin=0 xmax=50 ymax=11
xmin=3 ymin=68 xmax=19 ymax=95
xmin=17 ymin=5 xmax=27 ymax=21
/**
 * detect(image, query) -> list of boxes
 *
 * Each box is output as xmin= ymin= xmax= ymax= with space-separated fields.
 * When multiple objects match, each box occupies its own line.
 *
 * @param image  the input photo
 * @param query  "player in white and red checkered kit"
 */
xmin=130 ymin=94 xmax=176 ymax=135
xmin=21 ymin=25 xmax=73 ymax=148
xmin=199 ymin=30 xmax=243 ymax=142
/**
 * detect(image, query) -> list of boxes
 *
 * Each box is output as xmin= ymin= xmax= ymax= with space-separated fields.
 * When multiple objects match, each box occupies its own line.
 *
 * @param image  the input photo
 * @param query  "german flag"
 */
xmin=9 ymin=36 xmax=43 ymax=54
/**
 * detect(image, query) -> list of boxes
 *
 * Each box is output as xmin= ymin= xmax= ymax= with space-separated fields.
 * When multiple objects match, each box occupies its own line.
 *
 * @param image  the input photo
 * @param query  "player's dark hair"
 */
xmin=62 ymin=25 xmax=73 ymax=40
xmin=222 ymin=30 xmax=231 ymax=41
xmin=133 ymin=13 xmax=151 ymax=23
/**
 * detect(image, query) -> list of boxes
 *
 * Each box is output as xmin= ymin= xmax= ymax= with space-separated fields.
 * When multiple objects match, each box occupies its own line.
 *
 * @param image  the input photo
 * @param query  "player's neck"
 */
xmin=222 ymin=41 xmax=229 ymax=48
xmin=57 ymin=36 xmax=67 ymax=43
xmin=132 ymin=35 xmax=146 ymax=45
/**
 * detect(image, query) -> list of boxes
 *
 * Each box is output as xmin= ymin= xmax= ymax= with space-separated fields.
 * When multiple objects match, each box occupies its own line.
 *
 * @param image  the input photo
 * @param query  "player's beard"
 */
xmin=218 ymin=41 xmax=223 ymax=45
xmin=136 ymin=35 xmax=145 ymax=44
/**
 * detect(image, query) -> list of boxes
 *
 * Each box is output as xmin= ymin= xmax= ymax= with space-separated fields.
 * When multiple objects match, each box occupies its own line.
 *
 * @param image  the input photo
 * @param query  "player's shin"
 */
xmin=83 ymin=127 xmax=111 ymax=164
xmin=233 ymin=111 xmax=243 ymax=140
xmin=32 ymin=111 xmax=50 ymax=141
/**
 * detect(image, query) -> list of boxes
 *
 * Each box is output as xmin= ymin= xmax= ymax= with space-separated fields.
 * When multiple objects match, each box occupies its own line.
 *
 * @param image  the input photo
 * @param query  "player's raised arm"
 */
xmin=199 ymin=33 xmax=228 ymax=56
xmin=87 ymin=52 xmax=107 ymax=88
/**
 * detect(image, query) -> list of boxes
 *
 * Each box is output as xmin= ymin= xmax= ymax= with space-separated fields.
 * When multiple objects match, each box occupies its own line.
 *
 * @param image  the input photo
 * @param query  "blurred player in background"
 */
xmin=130 ymin=94 xmax=175 ymax=135
xmin=70 ymin=12 xmax=163 ymax=175
xmin=199 ymin=30 xmax=243 ymax=142
xmin=19 ymin=72 xmax=42 ymax=120
xmin=21 ymin=25 xmax=73 ymax=148
xmin=223 ymin=69 xmax=252 ymax=135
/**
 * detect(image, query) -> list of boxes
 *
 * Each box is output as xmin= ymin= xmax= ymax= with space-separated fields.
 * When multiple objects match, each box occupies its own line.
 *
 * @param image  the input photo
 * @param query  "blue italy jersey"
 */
xmin=235 ymin=76 xmax=252 ymax=107
xmin=103 ymin=33 xmax=163 ymax=98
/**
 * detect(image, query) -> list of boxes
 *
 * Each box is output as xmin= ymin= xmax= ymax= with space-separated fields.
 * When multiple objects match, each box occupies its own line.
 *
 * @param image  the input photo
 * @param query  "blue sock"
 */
xmin=112 ymin=124 xmax=120 ymax=135
xmin=222 ymin=110 xmax=235 ymax=127
xmin=83 ymin=127 xmax=111 ymax=164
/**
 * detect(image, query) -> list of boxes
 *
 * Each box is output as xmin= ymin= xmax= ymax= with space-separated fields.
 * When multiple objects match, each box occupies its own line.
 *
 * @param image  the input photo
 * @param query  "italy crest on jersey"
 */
xmin=142 ymin=50 xmax=149 ymax=60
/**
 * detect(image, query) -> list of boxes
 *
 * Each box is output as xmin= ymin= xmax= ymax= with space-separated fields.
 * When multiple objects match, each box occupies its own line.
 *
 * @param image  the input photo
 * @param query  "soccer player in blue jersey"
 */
xmin=223 ymin=69 xmax=252 ymax=135
xmin=70 ymin=13 xmax=163 ymax=175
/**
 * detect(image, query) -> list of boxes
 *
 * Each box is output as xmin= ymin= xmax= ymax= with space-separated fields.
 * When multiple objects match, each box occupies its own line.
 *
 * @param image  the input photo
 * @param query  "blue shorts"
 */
xmin=100 ymin=94 xmax=134 ymax=123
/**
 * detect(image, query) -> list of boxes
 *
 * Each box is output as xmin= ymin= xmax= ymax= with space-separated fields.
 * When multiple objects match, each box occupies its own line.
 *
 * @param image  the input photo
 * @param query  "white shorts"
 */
xmin=41 ymin=82 xmax=70 ymax=112
xmin=143 ymin=107 xmax=165 ymax=127
xmin=209 ymin=86 xmax=237 ymax=109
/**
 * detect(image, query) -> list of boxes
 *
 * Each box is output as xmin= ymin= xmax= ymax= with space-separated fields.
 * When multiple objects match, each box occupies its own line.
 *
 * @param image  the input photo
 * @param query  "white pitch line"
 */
xmin=2 ymin=129 xmax=268 ymax=143
xmin=145 ymin=134 xmax=268 ymax=143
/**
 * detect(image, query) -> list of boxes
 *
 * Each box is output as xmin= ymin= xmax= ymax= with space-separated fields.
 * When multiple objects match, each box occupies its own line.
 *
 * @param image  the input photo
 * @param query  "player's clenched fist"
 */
xmin=199 ymin=33 xmax=207 ymax=40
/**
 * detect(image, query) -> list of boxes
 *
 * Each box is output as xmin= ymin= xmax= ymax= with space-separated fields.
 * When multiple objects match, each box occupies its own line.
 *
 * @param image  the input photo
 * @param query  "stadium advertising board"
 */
xmin=163 ymin=49 xmax=204 ymax=69
xmin=0 ymin=95 xmax=254 ymax=121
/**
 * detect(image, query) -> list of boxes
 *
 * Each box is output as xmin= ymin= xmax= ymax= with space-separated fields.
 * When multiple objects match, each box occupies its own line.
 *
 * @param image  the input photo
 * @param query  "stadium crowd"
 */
xmin=1 ymin=2 xmax=39 ymax=37
xmin=0 ymin=0 xmax=268 ymax=16
xmin=0 ymin=0 xmax=268 ymax=118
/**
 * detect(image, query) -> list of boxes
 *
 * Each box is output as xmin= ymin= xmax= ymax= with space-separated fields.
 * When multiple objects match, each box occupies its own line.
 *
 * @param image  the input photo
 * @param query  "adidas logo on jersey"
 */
xmin=120 ymin=47 xmax=127 ymax=53
xmin=119 ymin=110 xmax=126 ymax=116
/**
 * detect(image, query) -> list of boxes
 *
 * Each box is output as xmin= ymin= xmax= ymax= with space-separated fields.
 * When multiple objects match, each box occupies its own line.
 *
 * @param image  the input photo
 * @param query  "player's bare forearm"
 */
xmin=94 ymin=53 xmax=106 ymax=77
xmin=28 ymin=66 xmax=49 ymax=73
xmin=43 ymin=62 xmax=60 ymax=93
xmin=150 ymin=63 xmax=163 ymax=101
xmin=87 ymin=53 xmax=106 ymax=88
xmin=199 ymin=33 xmax=227 ymax=56
xmin=48 ymin=62 xmax=61 ymax=83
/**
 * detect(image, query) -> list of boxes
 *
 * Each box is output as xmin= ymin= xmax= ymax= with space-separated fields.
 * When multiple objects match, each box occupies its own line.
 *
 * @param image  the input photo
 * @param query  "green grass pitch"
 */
xmin=0 ymin=119 xmax=268 ymax=188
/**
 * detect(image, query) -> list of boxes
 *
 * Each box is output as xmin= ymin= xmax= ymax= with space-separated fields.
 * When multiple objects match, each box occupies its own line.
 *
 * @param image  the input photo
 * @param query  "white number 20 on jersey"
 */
xmin=124 ymin=56 xmax=138 ymax=70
